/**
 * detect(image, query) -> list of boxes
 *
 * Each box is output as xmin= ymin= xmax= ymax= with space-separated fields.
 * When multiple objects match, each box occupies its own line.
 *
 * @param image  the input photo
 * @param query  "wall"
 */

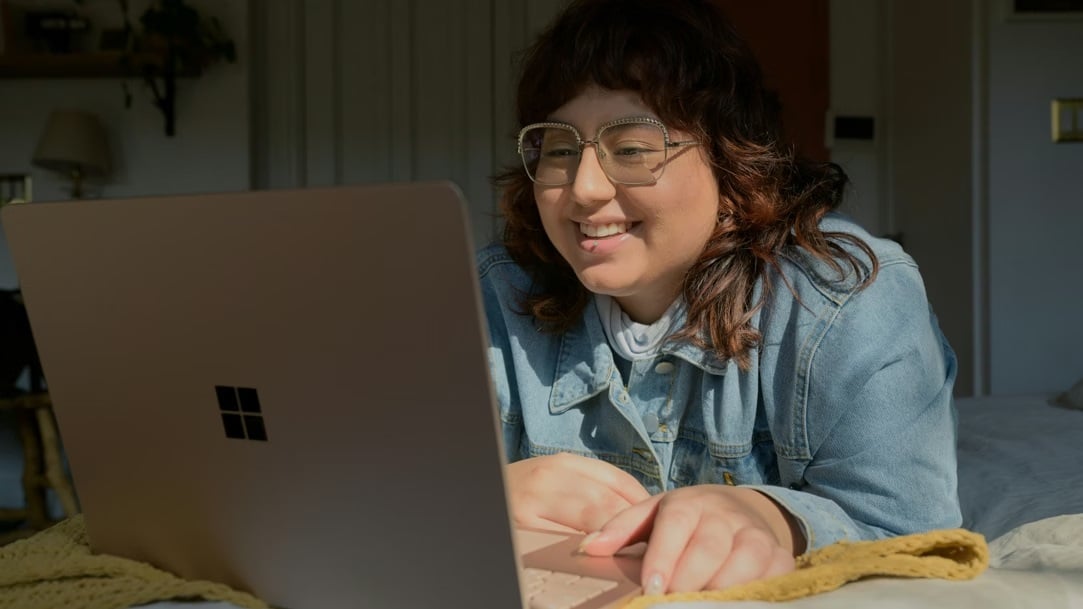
xmin=829 ymin=0 xmax=890 ymax=237
xmin=4 ymin=0 xmax=1079 ymax=394
xmin=249 ymin=0 xmax=564 ymax=248
xmin=830 ymin=0 xmax=978 ymax=395
xmin=886 ymin=0 xmax=979 ymax=396
xmin=0 ymin=0 xmax=250 ymax=289
xmin=832 ymin=0 xmax=1083 ymax=395
xmin=986 ymin=6 xmax=1083 ymax=394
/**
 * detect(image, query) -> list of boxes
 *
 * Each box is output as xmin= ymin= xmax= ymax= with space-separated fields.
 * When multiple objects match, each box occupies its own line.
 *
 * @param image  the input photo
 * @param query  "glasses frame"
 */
xmin=516 ymin=116 xmax=698 ymax=186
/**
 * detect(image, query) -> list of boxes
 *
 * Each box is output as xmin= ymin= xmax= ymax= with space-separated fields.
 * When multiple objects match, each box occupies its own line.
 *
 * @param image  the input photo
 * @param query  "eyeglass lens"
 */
xmin=520 ymin=122 xmax=670 ymax=186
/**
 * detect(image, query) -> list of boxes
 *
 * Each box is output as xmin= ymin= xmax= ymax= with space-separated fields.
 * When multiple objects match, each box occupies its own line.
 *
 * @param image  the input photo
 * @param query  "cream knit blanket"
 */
xmin=1 ymin=516 xmax=987 ymax=609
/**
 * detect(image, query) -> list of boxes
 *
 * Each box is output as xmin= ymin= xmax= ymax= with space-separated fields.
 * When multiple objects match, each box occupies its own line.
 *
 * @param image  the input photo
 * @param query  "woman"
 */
xmin=479 ymin=0 xmax=960 ymax=595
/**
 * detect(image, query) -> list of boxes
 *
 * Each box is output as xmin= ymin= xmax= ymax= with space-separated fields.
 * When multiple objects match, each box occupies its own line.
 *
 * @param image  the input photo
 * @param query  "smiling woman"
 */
xmin=481 ymin=0 xmax=961 ymax=597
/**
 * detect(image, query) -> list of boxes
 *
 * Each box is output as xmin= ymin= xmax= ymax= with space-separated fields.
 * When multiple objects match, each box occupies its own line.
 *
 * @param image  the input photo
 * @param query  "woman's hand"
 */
xmin=579 ymin=485 xmax=801 ymax=593
xmin=505 ymin=453 xmax=652 ymax=534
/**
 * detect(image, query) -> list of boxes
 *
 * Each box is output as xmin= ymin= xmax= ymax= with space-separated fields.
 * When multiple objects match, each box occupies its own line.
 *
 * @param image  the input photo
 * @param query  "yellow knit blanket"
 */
xmin=0 ymin=516 xmax=266 ymax=609
xmin=0 ymin=517 xmax=987 ymax=609
xmin=624 ymin=527 xmax=989 ymax=609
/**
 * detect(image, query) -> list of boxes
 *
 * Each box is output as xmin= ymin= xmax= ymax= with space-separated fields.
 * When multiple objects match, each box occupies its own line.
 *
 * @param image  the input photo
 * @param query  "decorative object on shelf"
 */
xmin=0 ymin=173 xmax=32 ymax=208
xmin=24 ymin=10 xmax=90 ymax=53
xmin=31 ymin=109 xmax=111 ymax=199
xmin=0 ymin=2 xmax=233 ymax=125
xmin=111 ymin=0 xmax=237 ymax=136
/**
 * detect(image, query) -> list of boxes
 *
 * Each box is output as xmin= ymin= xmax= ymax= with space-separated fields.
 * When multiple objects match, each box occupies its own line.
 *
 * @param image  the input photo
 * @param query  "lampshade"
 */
xmin=32 ymin=109 xmax=112 ymax=182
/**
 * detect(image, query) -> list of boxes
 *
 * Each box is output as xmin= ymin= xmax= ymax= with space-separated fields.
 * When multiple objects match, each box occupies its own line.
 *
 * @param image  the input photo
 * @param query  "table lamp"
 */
xmin=31 ymin=110 xmax=111 ymax=199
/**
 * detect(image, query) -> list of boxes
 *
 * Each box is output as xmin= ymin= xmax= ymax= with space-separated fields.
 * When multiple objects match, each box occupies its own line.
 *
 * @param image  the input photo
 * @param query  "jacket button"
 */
xmin=653 ymin=361 xmax=675 ymax=375
xmin=789 ymin=482 xmax=802 ymax=490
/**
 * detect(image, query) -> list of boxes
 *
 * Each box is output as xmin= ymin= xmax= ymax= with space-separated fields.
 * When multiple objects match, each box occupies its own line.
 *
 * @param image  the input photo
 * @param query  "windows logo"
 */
xmin=215 ymin=385 xmax=269 ymax=441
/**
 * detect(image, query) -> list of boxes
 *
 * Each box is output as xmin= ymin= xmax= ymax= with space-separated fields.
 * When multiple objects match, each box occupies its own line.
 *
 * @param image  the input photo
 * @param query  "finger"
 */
xmin=576 ymin=487 xmax=642 ymax=532
xmin=542 ymin=485 xmax=639 ymax=532
xmin=761 ymin=545 xmax=797 ymax=580
xmin=508 ymin=456 xmax=640 ymax=532
xmin=636 ymin=498 xmax=708 ymax=595
xmin=705 ymin=526 xmax=779 ymax=590
xmin=578 ymin=494 xmax=663 ymax=556
xmin=510 ymin=489 xmax=585 ymax=533
xmin=513 ymin=513 xmax=582 ymax=535
xmin=559 ymin=454 xmax=652 ymax=505
xmin=667 ymin=523 xmax=737 ymax=593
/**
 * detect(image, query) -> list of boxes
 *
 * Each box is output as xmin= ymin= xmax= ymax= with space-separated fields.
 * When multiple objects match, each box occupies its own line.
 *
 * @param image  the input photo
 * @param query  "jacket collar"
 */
xmin=549 ymin=300 xmax=614 ymax=414
xmin=548 ymin=299 xmax=730 ymax=414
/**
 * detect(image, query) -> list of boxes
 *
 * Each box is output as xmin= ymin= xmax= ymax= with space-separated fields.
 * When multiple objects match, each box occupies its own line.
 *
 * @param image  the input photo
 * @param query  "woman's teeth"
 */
xmin=580 ymin=223 xmax=630 ymax=238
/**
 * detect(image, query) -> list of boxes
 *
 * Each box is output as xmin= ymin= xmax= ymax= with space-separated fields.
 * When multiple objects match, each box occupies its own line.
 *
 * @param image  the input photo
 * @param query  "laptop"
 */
xmin=1 ymin=182 xmax=642 ymax=609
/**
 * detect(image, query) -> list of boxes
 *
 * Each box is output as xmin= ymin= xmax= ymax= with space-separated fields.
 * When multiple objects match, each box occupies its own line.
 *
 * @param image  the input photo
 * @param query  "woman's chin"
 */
xmin=575 ymin=272 xmax=634 ymax=298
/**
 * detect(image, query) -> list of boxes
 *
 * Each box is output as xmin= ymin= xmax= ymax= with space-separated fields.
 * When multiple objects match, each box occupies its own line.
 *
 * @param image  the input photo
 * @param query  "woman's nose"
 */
xmin=570 ymin=146 xmax=616 ymax=206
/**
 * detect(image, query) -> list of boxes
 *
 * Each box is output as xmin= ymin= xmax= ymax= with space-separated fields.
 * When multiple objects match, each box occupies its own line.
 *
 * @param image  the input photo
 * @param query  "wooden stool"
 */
xmin=0 ymin=392 xmax=79 ymax=543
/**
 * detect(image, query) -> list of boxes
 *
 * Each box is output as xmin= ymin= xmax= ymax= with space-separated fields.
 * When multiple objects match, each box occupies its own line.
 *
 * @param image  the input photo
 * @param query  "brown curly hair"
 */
xmin=495 ymin=0 xmax=877 ymax=370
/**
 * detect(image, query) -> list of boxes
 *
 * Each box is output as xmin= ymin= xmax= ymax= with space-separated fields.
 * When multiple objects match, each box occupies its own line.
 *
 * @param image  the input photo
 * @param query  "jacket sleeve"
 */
xmin=747 ymin=258 xmax=961 ymax=551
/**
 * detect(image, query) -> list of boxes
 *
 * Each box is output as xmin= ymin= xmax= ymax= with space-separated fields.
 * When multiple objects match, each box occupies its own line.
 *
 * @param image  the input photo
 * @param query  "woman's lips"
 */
xmin=577 ymin=222 xmax=638 ymax=254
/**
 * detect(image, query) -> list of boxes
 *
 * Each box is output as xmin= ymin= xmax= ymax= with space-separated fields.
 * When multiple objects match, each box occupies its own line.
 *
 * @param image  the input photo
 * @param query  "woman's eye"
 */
xmin=542 ymin=147 xmax=579 ymax=158
xmin=611 ymin=142 xmax=659 ymax=157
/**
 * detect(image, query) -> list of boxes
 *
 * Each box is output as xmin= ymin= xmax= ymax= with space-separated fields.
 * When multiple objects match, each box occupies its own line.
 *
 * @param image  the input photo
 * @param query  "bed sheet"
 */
xmin=955 ymin=394 xmax=1083 ymax=541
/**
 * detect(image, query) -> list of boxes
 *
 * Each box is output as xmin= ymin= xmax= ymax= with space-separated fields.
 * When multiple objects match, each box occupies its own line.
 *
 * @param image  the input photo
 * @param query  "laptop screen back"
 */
xmin=1 ymin=182 xmax=525 ymax=609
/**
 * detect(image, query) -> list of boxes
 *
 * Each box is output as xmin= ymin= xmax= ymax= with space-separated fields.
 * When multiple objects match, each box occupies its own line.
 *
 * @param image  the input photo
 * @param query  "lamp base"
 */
xmin=68 ymin=169 xmax=84 ymax=199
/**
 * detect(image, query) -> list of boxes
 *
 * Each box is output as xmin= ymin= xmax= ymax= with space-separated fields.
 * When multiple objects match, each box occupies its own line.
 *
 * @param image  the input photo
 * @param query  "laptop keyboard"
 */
xmin=523 ymin=567 xmax=618 ymax=609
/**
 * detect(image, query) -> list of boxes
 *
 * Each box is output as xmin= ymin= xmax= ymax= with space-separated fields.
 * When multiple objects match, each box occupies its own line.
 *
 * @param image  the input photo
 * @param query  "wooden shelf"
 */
xmin=0 ymin=52 xmax=199 ymax=78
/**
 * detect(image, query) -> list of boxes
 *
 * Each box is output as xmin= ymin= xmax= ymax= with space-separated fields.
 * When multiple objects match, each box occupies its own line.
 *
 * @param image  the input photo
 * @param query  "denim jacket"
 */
xmin=477 ymin=214 xmax=961 ymax=551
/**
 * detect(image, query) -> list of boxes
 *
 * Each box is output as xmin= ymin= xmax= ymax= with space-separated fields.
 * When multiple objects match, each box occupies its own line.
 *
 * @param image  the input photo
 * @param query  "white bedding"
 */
xmin=990 ymin=513 xmax=1083 ymax=572
xmin=955 ymin=394 xmax=1083 ymax=541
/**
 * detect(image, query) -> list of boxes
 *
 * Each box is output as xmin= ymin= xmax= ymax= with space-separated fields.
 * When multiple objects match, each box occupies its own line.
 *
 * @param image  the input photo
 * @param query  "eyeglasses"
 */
xmin=517 ymin=116 xmax=698 ymax=186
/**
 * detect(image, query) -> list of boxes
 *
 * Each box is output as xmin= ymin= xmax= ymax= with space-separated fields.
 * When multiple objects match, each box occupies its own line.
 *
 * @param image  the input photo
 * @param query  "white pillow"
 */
xmin=989 ymin=513 xmax=1083 ymax=571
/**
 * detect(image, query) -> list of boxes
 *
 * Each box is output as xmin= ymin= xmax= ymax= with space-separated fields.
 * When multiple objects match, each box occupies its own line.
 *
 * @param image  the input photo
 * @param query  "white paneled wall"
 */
xmin=250 ymin=0 xmax=566 ymax=246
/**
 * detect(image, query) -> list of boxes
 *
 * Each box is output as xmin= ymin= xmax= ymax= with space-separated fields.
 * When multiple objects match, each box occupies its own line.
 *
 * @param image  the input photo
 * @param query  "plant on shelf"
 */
xmin=130 ymin=0 xmax=236 ymax=136
xmin=75 ymin=0 xmax=237 ymax=136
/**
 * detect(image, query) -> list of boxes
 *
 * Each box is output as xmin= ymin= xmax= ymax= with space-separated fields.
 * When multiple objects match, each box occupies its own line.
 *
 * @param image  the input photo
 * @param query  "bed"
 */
xmin=712 ymin=392 xmax=1083 ymax=609
xmin=8 ymin=392 xmax=1083 ymax=608
xmin=699 ymin=392 xmax=1083 ymax=609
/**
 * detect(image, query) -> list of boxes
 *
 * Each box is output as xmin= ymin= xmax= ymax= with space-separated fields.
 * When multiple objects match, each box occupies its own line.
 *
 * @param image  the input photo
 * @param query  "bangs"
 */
xmin=515 ymin=0 xmax=740 ymax=134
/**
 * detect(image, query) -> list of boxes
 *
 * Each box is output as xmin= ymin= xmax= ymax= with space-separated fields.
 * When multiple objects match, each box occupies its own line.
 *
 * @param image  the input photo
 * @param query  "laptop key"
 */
xmin=524 ymin=568 xmax=619 ymax=609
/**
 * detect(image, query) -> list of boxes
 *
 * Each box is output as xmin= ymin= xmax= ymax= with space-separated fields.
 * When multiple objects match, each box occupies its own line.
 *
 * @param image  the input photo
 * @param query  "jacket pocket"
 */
xmin=669 ymin=431 xmax=780 ymax=488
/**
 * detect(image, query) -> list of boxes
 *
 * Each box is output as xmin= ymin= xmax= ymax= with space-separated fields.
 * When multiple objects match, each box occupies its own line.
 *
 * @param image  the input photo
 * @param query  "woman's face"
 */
xmin=533 ymin=85 xmax=720 ymax=323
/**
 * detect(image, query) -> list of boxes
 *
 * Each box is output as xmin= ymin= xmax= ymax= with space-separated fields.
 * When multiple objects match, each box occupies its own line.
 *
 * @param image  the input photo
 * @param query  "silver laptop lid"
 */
xmin=2 ymin=182 xmax=524 ymax=609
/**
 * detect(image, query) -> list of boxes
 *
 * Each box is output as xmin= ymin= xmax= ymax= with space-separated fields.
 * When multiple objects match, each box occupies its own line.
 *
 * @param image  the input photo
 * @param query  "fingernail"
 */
xmin=576 ymin=531 xmax=601 ymax=554
xmin=644 ymin=572 xmax=665 ymax=595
